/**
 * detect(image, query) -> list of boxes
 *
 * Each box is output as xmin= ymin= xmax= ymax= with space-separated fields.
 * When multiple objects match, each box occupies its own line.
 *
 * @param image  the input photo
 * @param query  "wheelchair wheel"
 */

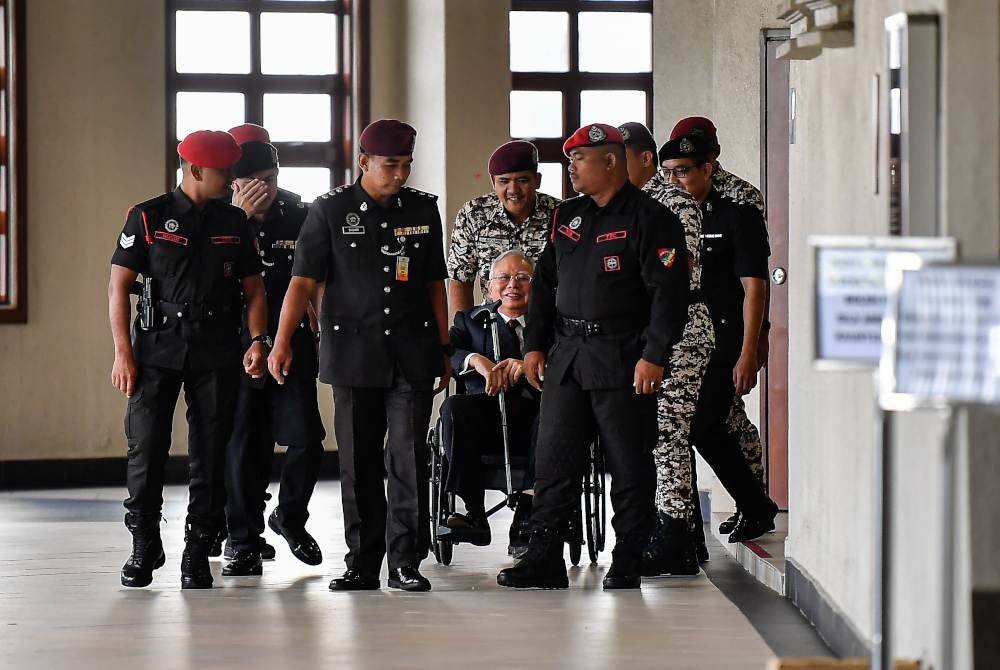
xmin=428 ymin=425 xmax=455 ymax=566
xmin=584 ymin=441 xmax=607 ymax=564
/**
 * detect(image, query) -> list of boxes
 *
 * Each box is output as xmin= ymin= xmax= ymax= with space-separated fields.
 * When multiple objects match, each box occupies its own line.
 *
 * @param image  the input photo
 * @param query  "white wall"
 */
xmin=655 ymin=1 xmax=1000 ymax=667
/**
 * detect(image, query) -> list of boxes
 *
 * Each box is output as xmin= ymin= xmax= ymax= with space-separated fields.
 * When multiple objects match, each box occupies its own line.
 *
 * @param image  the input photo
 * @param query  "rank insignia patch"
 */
xmin=603 ymin=255 xmax=621 ymax=272
xmin=658 ymin=247 xmax=678 ymax=268
xmin=119 ymin=233 xmax=135 ymax=249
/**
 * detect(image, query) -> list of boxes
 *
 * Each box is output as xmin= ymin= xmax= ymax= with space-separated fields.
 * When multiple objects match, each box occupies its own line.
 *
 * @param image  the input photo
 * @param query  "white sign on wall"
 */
xmin=811 ymin=236 xmax=957 ymax=368
xmin=880 ymin=259 xmax=1000 ymax=410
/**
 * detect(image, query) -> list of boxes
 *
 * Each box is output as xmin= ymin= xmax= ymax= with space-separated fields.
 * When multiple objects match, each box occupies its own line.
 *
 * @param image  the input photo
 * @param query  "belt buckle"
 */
xmin=584 ymin=322 xmax=600 ymax=336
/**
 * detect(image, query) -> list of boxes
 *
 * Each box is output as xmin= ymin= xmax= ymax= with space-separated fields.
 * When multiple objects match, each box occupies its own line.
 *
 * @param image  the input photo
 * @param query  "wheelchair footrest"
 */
xmin=436 ymin=525 xmax=491 ymax=546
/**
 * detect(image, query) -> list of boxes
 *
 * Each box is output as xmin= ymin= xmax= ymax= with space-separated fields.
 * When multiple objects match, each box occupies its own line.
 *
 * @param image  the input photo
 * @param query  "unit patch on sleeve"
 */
xmin=657 ymin=247 xmax=677 ymax=268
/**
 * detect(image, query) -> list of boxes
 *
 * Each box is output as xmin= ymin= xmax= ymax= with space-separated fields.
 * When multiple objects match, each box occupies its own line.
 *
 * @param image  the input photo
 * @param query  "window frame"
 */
xmin=0 ymin=0 xmax=27 ymax=323
xmin=165 ymin=0 xmax=369 ymax=197
xmin=510 ymin=0 xmax=654 ymax=198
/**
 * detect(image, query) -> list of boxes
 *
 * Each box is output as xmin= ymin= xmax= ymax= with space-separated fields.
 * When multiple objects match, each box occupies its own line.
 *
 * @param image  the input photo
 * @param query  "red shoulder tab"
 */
xmin=550 ymin=207 xmax=560 ymax=242
xmin=140 ymin=210 xmax=152 ymax=246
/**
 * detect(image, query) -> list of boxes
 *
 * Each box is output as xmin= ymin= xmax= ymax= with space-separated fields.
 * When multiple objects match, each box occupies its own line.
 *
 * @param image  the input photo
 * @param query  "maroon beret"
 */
xmin=228 ymin=123 xmax=270 ymax=145
xmin=669 ymin=116 xmax=720 ymax=152
xmin=359 ymin=119 xmax=416 ymax=156
xmin=177 ymin=130 xmax=242 ymax=170
xmin=562 ymin=123 xmax=625 ymax=156
xmin=488 ymin=140 xmax=539 ymax=176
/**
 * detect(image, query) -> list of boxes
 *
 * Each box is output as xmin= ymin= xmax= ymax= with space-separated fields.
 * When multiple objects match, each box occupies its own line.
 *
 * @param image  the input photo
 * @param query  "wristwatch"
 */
xmin=441 ymin=342 xmax=456 ymax=356
xmin=250 ymin=334 xmax=273 ymax=349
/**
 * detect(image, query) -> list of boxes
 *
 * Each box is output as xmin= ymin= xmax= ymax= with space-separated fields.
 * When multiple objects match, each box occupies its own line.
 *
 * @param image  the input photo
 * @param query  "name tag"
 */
xmin=394 ymin=225 xmax=430 ymax=236
xmin=557 ymin=225 xmax=581 ymax=242
xmin=396 ymin=256 xmax=410 ymax=281
xmin=210 ymin=236 xmax=241 ymax=245
xmin=155 ymin=230 xmax=189 ymax=245
xmin=595 ymin=230 xmax=627 ymax=243
xmin=342 ymin=226 xmax=366 ymax=235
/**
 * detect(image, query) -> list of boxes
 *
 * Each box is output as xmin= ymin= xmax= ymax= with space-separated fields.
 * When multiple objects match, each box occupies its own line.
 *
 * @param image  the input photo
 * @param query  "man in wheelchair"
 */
xmin=440 ymin=249 xmax=539 ymax=555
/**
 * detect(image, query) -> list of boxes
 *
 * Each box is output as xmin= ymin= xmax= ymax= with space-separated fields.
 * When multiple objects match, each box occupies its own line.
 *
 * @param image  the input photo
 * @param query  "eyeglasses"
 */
xmin=489 ymin=273 xmax=533 ymax=285
xmin=660 ymin=165 xmax=701 ymax=179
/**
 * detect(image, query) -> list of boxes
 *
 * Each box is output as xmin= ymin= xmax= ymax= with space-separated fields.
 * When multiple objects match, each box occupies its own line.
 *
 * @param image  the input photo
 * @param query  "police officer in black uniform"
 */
xmin=268 ymin=119 xmax=452 ymax=593
xmin=218 ymin=132 xmax=326 ymax=577
xmin=497 ymin=124 xmax=691 ymax=590
xmin=109 ymin=130 xmax=267 ymax=589
xmin=659 ymin=132 xmax=778 ymax=542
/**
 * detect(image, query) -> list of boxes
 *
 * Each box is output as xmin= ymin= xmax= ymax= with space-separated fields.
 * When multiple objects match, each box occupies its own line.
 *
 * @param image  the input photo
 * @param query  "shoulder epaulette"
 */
xmin=402 ymin=186 xmax=438 ymax=201
xmin=133 ymin=192 xmax=171 ymax=211
xmin=320 ymin=185 xmax=349 ymax=200
xmin=276 ymin=188 xmax=302 ymax=204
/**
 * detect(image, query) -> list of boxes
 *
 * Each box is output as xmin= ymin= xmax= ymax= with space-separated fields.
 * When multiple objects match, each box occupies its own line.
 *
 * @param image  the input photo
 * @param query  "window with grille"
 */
xmin=167 ymin=0 xmax=366 ymax=202
xmin=509 ymin=0 xmax=653 ymax=199
xmin=0 ymin=0 xmax=25 ymax=322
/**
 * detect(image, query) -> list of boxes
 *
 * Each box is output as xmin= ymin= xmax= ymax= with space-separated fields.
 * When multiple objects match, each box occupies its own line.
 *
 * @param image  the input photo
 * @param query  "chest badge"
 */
xmin=568 ymin=216 xmax=583 ymax=230
xmin=164 ymin=219 xmax=179 ymax=233
xmin=346 ymin=212 xmax=360 ymax=226
xmin=360 ymin=201 xmax=368 ymax=212
xmin=603 ymin=256 xmax=621 ymax=272
xmin=658 ymin=247 xmax=678 ymax=268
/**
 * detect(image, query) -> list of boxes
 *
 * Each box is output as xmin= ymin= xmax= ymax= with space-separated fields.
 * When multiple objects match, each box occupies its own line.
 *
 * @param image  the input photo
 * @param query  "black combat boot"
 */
xmin=497 ymin=527 xmax=568 ymax=589
xmin=641 ymin=513 xmax=699 ymax=577
xmin=180 ymin=524 xmax=215 ymax=589
xmin=718 ymin=510 xmax=741 ymax=535
xmin=604 ymin=534 xmax=645 ymax=589
xmin=121 ymin=513 xmax=165 ymax=588
xmin=221 ymin=548 xmax=262 ymax=577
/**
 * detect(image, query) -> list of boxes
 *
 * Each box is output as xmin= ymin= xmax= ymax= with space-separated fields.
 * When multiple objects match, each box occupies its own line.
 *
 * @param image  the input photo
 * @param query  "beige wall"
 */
xmin=0 ymin=0 xmax=166 ymax=460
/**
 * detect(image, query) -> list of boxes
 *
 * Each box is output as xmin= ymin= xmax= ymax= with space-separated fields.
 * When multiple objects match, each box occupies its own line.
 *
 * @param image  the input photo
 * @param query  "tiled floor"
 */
xmin=0 ymin=483 xmax=822 ymax=669
xmin=712 ymin=511 xmax=789 ymax=595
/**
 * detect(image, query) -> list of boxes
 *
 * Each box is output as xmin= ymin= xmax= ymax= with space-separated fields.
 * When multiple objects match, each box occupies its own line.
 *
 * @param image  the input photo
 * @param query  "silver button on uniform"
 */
xmin=384 ymin=286 xmax=391 ymax=293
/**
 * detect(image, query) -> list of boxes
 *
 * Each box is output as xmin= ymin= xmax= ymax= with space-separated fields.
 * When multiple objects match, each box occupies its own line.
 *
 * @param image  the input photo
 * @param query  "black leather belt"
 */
xmin=556 ymin=314 xmax=638 ymax=337
xmin=688 ymin=289 xmax=705 ymax=305
xmin=159 ymin=300 xmax=233 ymax=321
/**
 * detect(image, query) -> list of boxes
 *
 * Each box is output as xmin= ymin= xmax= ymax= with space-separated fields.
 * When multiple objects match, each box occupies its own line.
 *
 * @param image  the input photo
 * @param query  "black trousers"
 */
xmin=124 ymin=364 xmax=238 ymax=531
xmin=223 ymin=376 xmax=326 ymax=552
xmin=333 ymin=366 xmax=433 ymax=573
xmin=531 ymin=363 xmax=657 ymax=559
xmin=440 ymin=392 xmax=538 ymax=511
xmin=689 ymin=346 xmax=777 ymax=521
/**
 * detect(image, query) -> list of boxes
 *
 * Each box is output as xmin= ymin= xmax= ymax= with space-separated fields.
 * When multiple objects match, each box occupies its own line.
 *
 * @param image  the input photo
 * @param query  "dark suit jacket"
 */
xmin=449 ymin=301 xmax=533 ymax=397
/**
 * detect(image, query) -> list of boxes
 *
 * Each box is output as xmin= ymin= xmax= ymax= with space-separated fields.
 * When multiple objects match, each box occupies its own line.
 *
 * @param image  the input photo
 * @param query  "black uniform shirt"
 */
xmin=111 ymin=187 xmax=263 ymax=371
xmin=698 ymin=187 xmax=770 ymax=349
xmin=292 ymin=178 xmax=448 ymax=388
xmin=524 ymin=181 xmax=691 ymax=390
xmin=242 ymin=188 xmax=317 ymax=383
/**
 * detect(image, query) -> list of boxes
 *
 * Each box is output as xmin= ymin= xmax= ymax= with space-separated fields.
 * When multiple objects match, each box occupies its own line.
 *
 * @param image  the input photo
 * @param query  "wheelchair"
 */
xmin=427 ymin=388 xmax=607 ymax=567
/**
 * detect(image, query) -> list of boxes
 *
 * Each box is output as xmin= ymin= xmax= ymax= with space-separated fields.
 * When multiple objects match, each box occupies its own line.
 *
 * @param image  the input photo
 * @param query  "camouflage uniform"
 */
xmin=446 ymin=191 xmax=560 ymax=300
xmin=643 ymin=173 xmax=714 ymax=517
xmin=714 ymin=163 xmax=766 ymax=486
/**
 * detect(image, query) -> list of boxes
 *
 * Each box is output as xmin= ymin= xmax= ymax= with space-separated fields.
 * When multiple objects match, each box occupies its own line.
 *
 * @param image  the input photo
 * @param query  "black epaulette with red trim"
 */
xmin=132 ymin=192 xmax=171 ymax=211
xmin=402 ymin=186 xmax=438 ymax=201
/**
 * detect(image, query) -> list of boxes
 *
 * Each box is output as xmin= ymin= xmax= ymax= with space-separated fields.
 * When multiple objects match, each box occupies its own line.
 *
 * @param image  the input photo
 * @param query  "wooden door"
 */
xmin=760 ymin=31 xmax=790 ymax=509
